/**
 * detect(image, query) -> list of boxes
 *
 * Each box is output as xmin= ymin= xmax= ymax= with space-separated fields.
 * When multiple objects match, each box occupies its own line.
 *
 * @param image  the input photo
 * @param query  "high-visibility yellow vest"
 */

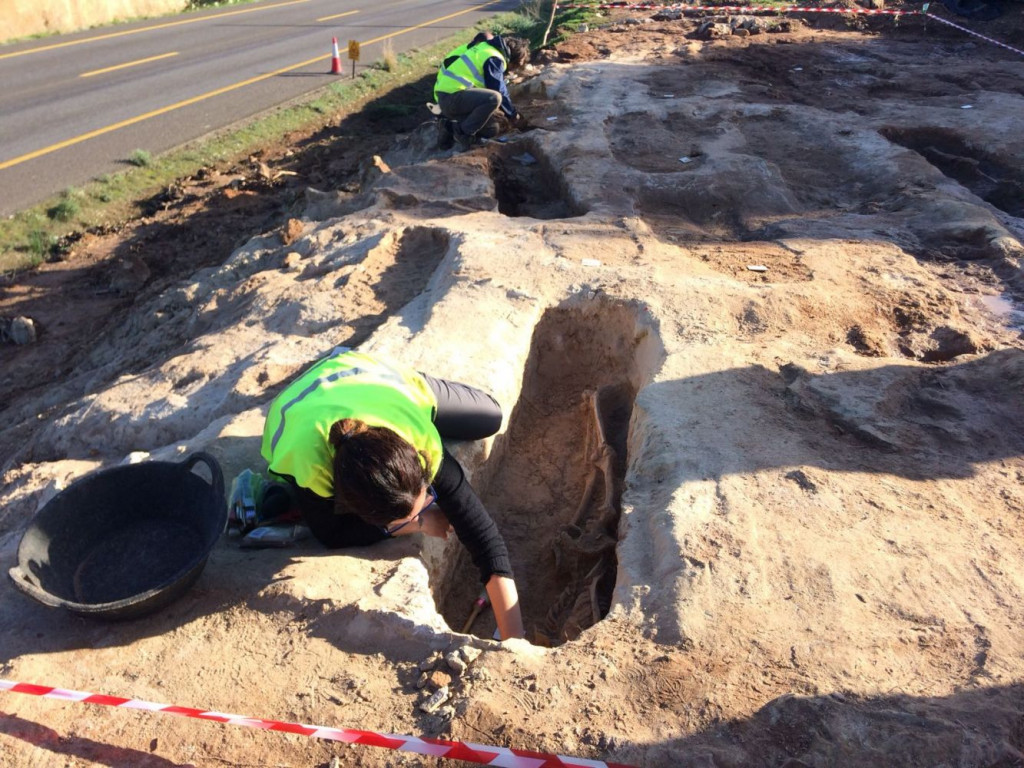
xmin=261 ymin=348 xmax=442 ymax=498
xmin=433 ymin=41 xmax=507 ymax=100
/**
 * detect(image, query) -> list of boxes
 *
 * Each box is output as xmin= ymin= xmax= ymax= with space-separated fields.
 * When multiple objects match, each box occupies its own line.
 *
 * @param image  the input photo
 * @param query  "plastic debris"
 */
xmin=746 ymin=265 xmax=769 ymax=272
xmin=581 ymin=258 xmax=602 ymax=267
xmin=679 ymin=156 xmax=693 ymax=164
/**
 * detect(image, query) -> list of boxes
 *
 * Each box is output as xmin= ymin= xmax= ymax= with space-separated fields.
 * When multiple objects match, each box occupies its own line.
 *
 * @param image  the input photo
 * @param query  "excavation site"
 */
xmin=434 ymin=299 xmax=661 ymax=646
xmin=1 ymin=7 xmax=1023 ymax=768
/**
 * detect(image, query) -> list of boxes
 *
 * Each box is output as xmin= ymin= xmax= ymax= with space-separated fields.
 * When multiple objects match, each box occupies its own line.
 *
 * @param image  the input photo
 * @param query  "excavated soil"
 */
xmin=2 ymin=8 xmax=1024 ymax=768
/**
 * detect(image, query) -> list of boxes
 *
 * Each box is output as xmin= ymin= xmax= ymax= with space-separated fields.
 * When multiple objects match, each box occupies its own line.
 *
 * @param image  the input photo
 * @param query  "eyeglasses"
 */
xmin=384 ymin=485 xmax=437 ymax=537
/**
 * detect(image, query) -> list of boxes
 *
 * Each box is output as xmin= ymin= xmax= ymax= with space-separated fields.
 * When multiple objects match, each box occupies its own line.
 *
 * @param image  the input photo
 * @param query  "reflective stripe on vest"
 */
xmin=434 ymin=42 xmax=507 ymax=98
xmin=261 ymin=348 xmax=442 ymax=498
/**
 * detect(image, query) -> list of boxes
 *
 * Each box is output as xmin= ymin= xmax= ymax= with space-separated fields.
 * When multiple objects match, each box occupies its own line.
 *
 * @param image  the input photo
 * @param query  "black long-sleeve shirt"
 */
xmin=434 ymin=445 xmax=512 ymax=583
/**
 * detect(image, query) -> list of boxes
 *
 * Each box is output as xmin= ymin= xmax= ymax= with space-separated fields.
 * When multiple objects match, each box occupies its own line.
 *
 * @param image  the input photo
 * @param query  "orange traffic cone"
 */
xmin=330 ymin=37 xmax=342 ymax=75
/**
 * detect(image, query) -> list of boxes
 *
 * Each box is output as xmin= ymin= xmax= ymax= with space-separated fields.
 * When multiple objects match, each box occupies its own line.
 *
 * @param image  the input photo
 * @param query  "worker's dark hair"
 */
xmin=329 ymin=419 xmax=430 ymax=526
xmin=503 ymin=36 xmax=530 ymax=71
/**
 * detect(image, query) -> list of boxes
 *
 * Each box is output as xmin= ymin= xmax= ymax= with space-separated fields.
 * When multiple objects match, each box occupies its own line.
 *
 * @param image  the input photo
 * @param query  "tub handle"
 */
xmin=8 ymin=566 xmax=66 ymax=608
xmin=179 ymin=452 xmax=225 ymax=502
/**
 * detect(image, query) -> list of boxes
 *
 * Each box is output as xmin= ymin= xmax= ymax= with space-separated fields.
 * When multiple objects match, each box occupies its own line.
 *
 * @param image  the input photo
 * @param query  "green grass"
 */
xmin=128 ymin=149 xmax=152 ymax=167
xmin=0 ymin=8 xmax=575 ymax=275
xmin=47 ymin=189 xmax=81 ymax=222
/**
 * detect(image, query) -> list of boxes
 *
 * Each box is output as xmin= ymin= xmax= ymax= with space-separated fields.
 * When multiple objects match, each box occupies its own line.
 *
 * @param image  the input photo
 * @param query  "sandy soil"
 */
xmin=2 ymin=8 xmax=1024 ymax=768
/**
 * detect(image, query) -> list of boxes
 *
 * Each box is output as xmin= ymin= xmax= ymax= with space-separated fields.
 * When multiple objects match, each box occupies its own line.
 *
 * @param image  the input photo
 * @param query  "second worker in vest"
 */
xmin=261 ymin=347 xmax=526 ymax=640
xmin=434 ymin=32 xmax=530 ymax=151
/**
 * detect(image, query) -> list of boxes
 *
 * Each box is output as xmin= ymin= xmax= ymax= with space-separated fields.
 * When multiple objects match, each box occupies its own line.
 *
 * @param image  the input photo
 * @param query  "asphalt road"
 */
xmin=0 ymin=0 xmax=517 ymax=216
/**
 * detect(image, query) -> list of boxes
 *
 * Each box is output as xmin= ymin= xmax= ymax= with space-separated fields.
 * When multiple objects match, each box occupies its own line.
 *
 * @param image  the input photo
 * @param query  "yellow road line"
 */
xmin=80 ymin=51 xmax=179 ymax=78
xmin=0 ymin=0 xmax=311 ymax=61
xmin=0 ymin=0 xmax=503 ymax=172
xmin=316 ymin=10 xmax=360 ymax=22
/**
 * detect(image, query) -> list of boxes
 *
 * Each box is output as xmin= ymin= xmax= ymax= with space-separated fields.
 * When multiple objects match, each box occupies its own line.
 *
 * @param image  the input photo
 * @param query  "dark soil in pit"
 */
xmin=487 ymin=140 xmax=582 ymax=220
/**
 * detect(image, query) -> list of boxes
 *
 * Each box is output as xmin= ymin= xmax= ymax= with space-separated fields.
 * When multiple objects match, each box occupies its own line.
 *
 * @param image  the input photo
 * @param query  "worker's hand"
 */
xmin=417 ymin=506 xmax=453 ymax=540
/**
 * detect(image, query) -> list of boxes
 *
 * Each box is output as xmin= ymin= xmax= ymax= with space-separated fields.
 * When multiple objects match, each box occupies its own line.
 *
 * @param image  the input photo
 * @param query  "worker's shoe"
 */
xmin=436 ymin=118 xmax=454 ymax=151
xmin=452 ymin=124 xmax=477 ymax=152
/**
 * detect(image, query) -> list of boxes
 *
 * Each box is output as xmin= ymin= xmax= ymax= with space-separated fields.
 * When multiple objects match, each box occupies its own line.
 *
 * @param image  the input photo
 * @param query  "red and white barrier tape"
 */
xmin=922 ymin=9 xmax=1024 ymax=56
xmin=562 ymin=2 xmax=917 ymax=12
xmin=0 ymin=679 xmax=637 ymax=768
xmin=562 ymin=2 xmax=1024 ymax=57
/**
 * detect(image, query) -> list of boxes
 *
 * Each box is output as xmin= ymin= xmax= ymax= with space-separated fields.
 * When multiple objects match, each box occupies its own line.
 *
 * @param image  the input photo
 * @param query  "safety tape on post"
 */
xmin=0 ymin=679 xmax=638 ymax=768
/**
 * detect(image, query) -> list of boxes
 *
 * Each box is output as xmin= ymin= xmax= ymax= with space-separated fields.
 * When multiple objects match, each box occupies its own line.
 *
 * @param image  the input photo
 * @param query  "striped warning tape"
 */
xmin=0 ymin=679 xmax=638 ymax=768
xmin=561 ymin=2 xmax=917 ymax=12
xmin=921 ymin=8 xmax=1024 ymax=56
xmin=560 ymin=2 xmax=1024 ymax=57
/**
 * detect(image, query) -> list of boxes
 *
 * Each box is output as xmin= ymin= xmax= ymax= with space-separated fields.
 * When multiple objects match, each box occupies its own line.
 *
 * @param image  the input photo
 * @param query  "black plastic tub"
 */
xmin=8 ymin=452 xmax=225 ymax=620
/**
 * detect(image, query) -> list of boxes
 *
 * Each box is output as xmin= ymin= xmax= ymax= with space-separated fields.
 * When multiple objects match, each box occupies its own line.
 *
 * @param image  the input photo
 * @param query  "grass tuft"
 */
xmin=380 ymin=39 xmax=399 ymax=72
xmin=128 ymin=149 xmax=152 ymax=167
xmin=47 ymin=189 xmax=81 ymax=222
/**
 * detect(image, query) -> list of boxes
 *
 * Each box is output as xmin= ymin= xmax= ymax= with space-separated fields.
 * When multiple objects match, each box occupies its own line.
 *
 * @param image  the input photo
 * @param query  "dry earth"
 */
xmin=2 ymin=8 xmax=1024 ymax=768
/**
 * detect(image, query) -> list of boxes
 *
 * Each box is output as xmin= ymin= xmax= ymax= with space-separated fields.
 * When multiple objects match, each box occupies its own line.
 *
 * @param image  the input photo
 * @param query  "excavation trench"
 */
xmin=487 ymin=141 xmax=583 ymax=220
xmin=429 ymin=299 xmax=662 ymax=646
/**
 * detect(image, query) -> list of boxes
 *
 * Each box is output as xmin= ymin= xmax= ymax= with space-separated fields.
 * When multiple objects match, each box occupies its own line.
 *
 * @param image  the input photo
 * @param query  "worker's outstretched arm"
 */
xmin=486 ymin=574 xmax=525 ymax=640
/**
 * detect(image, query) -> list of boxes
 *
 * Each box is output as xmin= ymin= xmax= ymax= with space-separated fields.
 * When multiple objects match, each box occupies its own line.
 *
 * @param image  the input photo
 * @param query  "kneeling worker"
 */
xmin=434 ymin=32 xmax=530 ymax=151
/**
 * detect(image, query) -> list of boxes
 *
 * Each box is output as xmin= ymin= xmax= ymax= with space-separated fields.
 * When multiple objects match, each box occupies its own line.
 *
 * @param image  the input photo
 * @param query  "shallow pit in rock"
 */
xmin=430 ymin=298 xmax=663 ymax=646
xmin=487 ymin=141 xmax=583 ymax=219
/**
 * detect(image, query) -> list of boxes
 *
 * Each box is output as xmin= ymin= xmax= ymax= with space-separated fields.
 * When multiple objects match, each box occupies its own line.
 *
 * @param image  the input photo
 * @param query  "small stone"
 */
xmin=427 ymin=670 xmax=453 ymax=690
xmin=467 ymin=666 xmax=491 ymax=682
xmin=732 ymin=27 xmax=750 ymax=37
xmin=445 ymin=652 xmax=468 ymax=676
xmin=458 ymin=646 xmax=483 ymax=665
xmin=9 ymin=316 xmax=37 ymax=345
xmin=420 ymin=685 xmax=449 ymax=714
xmin=415 ymin=672 xmax=430 ymax=689
xmin=698 ymin=21 xmax=732 ymax=39
xmin=418 ymin=652 xmax=442 ymax=672
xmin=281 ymin=252 xmax=302 ymax=271
xmin=281 ymin=218 xmax=304 ymax=245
